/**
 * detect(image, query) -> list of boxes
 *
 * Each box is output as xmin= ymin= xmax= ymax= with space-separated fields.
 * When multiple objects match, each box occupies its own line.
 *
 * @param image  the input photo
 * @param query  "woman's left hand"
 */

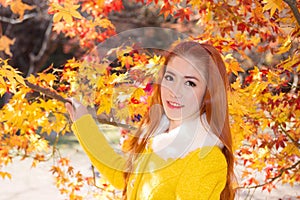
xmin=65 ymin=98 xmax=89 ymax=122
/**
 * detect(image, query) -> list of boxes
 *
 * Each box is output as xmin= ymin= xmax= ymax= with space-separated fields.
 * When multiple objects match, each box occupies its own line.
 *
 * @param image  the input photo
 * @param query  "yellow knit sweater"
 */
xmin=72 ymin=115 xmax=227 ymax=200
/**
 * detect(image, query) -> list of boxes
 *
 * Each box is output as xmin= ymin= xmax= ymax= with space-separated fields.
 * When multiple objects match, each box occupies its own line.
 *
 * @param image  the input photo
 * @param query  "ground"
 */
xmin=0 ymin=133 xmax=299 ymax=200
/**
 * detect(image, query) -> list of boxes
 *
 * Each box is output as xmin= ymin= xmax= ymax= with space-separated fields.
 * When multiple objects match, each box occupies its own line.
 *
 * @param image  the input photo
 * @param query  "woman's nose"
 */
xmin=170 ymin=83 xmax=183 ymax=99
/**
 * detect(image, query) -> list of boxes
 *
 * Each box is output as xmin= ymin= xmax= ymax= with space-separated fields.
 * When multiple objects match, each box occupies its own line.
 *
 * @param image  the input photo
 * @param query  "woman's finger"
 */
xmin=65 ymin=102 xmax=75 ymax=121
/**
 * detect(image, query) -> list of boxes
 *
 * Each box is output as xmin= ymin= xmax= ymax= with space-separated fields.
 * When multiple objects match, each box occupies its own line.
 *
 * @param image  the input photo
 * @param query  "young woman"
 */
xmin=66 ymin=41 xmax=235 ymax=200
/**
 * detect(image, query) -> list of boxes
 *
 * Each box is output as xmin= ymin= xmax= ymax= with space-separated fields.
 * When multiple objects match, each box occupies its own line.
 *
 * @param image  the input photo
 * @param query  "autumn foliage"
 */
xmin=0 ymin=0 xmax=300 ymax=199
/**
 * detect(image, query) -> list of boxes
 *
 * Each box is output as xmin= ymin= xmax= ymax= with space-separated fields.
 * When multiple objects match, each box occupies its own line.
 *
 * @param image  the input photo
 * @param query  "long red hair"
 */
xmin=123 ymin=41 xmax=235 ymax=200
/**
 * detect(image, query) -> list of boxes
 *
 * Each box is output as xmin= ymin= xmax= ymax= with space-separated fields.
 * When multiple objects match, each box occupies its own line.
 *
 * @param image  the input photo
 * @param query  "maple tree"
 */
xmin=0 ymin=0 xmax=300 ymax=199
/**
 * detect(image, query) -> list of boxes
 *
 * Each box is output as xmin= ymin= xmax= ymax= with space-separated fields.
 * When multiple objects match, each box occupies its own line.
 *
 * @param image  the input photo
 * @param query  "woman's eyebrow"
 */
xmin=165 ymin=71 xmax=176 ymax=76
xmin=184 ymin=76 xmax=200 ymax=82
xmin=166 ymin=70 xmax=201 ymax=82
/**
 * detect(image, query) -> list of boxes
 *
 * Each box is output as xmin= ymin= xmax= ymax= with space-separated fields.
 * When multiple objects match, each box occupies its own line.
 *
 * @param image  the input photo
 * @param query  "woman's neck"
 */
xmin=167 ymin=120 xmax=182 ymax=132
xmin=167 ymin=113 xmax=200 ymax=132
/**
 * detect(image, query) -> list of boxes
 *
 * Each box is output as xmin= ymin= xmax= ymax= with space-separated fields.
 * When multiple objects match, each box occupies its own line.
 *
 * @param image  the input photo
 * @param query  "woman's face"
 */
xmin=161 ymin=56 xmax=207 ymax=123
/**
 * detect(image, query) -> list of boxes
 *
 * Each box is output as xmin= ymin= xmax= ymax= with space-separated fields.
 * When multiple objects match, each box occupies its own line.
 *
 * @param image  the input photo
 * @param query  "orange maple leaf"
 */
xmin=159 ymin=2 xmax=175 ymax=19
xmin=228 ymin=60 xmax=245 ymax=76
xmin=0 ymin=35 xmax=15 ymax=57
xmin=0 ymin=0 xmax=11 ymax=7
xmin=10 ymin=0 xmax=36 ymax=20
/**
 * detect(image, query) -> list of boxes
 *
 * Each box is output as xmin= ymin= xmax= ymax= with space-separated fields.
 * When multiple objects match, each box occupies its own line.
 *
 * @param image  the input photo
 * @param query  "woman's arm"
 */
xmin=66 ymin=100 xmax=126 ymax=190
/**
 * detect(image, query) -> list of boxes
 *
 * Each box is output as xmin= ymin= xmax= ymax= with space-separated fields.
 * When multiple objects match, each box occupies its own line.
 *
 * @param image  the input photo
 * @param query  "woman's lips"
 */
xmin=167 ymin=101 xmax=184 ymax=109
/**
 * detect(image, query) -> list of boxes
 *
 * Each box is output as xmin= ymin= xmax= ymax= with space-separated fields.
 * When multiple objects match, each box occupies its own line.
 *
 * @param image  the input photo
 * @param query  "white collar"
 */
xmin=150 ymin=114 xmax=224 ymax=160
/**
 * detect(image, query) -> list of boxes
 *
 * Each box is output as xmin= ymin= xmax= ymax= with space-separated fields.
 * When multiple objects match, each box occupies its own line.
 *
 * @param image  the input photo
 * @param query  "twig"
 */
xmin=24 ymin=80 xmax=70 ymax=103
xmin=283 ymin=0 xmax=300 ymax=26
xmin=236 ymin=160 xmax=300 ymax=190
xmin=24 ymin=80 xmax=136 ymax=130
xmin=0 ymin=13 xmax=38 ymax=24
xmin=27 ymin=20 xmax=53 ymax=76
xmin=279 ymin=124 xmax=300 ymax=149
xmin=91 ymin=165 xmax=101 ymax=188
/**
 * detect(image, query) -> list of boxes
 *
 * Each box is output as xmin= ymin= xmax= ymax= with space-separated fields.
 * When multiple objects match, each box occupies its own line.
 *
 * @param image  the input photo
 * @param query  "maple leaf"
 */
xmin=94 ymin=18 xmax=115 ymax=29
xmin=114 ymin=106 xmax=130 ymax=121
xmin=53 ymin=21 xmax=66 ymax=34
xmin=228 ymin=61 xmax=244 ymax=76
xmin=0 ymin=0 xmax=11 ymax=7
xmin=224 ymin=54 xmax=245 ymax=76
xmin=96 ymin=0 xmax=105 ymax=6
xmin=38 ymin=73 xmax=57 ymax=87
xmin=0 ymin=171 xmax=12 ymax=179
xmin=52 ymin=2 xmax=82 ymax=24
xmin=159 ymin=2 xmax=175 ymax=19
xmin=174 ymin=7 xmax=193 ymax=21
xmin=97 ymin=96 xmax=112 ymax=114
xmin=262 ymin=0 xmax=283 ymax=17
xmin=135 ymin=0 xmax=145 ymax=3
xmin=10 ymin=0 xmax=36 ymax=20
xmin=276 ymin=35 xmax=292 ymax=54
xmin=0 ymin=35 xmax=15 ymax=57
xmin=132 ymin=88 xmax=145 ymax=100
xmin=120 ymin=55 xmax=133 ymax=70
xmin=145 ymin=0 xmax=158 ymax=5
xmin=188 ymin=0 xmax=201 ymax=9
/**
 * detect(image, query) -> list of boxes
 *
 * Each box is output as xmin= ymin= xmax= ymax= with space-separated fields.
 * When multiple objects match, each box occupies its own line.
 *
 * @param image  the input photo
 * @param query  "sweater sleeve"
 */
xmin=175 ymin=147 xmax=227 ymax=200
xmin=71 ymin=114 xmax=126 ymax=190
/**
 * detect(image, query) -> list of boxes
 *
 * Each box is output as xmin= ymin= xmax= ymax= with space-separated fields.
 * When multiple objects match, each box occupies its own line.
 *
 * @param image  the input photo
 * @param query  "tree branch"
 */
xmin=24 ymin=80 xmax=136 ymax=130
xmin=279 ymin=124 xmax=300 ymax=149
xmin=236 ymin=160 xmax=300 ymax=190
xmin=0 ymin=13 xmax=38 ymax=24
xmin=283 ymin=0 xmax=300 ymax=26
xmin=27 ymin=20 xmax=53 ymax=76
xmin=24 ymin=80 xmax=69 ymax=103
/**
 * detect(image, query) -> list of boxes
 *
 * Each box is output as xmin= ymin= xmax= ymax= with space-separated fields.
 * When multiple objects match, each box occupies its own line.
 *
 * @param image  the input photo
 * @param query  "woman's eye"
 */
xmin=164 ymin=75 xmax=173 ymax=81
xmin=185 ymin=81 xmax=196 ymax=87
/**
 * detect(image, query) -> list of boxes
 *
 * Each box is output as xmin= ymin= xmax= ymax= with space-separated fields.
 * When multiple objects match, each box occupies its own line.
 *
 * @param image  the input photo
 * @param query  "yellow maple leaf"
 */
xmin=280 ymin=54 xmax=300 ymax=72
xmin=276 ymin=36 xmax=292 ymax=55
xmin=262 ymin=0 xmax=283 ymax=17
xmin=132 ymin=88 xmax=145 ymax=100
xmin=38 ymin=73 xmax=57 ymax=86
xmin=114 ymin=106 xmax=130 ymax=121
xmin=0 ymin=88 xmax=6 ymax=96
xmin=0 ymin=35 xmax=15 ymax=57
xmin=282 ymin=143 xmax=300 ymax=156
xmin=97 ymin=95 xmax=112 ymax=115
xmin=0 ymin=171 xmax=12 ymax=179
xmin=120 ymin=56 xmax=133 ymax=69
xmin=94 ymin=18 xmax=115 ymax=29
xmin=10 ymin=0 xmax=36 ymax=20
xmin=0 ymin=59 xmax=25 ymax=89
xmin=52 ymin=2 xmax=82 ymax=24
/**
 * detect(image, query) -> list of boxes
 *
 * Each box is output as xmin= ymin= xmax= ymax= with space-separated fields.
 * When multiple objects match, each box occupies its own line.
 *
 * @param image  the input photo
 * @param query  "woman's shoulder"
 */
xmin=173 ymin=146 xmax=227 ymax=177
xmin=180 ymin=146 xmax=226 ymax=166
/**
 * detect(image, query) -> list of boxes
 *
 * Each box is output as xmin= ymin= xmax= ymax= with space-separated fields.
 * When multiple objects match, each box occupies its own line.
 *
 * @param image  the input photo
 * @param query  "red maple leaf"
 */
xmin=159 ymin=2 xmax=174 ymax=19
xmin=174 ymin=7 xmax=193 ymax=22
